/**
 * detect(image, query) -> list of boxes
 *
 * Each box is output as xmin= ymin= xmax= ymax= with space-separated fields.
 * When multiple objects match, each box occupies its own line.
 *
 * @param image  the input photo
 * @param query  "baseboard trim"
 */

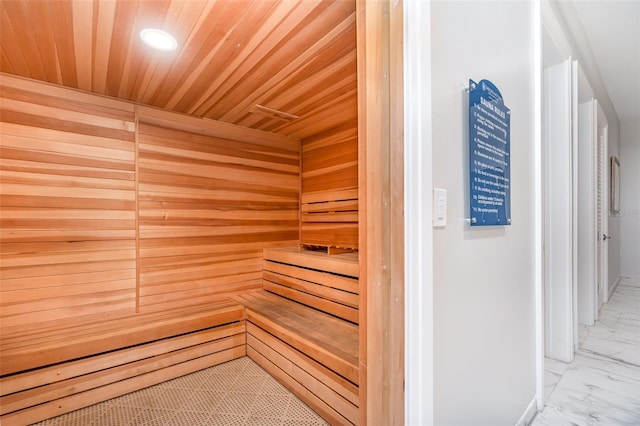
xmin=608 ymin=276 xmax=622 ymax=299
xmin=516 ymin=396 xmax=538 ymax=426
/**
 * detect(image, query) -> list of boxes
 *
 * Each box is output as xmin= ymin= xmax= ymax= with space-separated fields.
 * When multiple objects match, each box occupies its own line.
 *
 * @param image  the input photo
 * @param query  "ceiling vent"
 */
xmin=249 ymin=104 xmax=299 ymax=122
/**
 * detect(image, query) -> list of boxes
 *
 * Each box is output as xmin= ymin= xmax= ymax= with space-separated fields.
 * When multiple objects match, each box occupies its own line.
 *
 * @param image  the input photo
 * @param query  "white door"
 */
xmin=577 ymin=98 xmax=597 ymax=327
xmin=596 ymin=131 xmax=605 ymax=317
xmin=596 ymin=105 xmax=609 ymax=313
xmin=571 ymin=61 xmax=579 ymax=349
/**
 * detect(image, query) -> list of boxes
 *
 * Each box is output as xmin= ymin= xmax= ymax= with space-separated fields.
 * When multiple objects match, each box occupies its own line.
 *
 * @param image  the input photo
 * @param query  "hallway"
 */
xmin=532 ymin=278 xmax=640 ymax=425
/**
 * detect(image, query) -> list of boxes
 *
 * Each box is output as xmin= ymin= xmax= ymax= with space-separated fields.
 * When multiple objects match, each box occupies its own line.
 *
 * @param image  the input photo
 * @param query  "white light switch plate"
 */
xmin=433 ymin=188 xmax=447 ymax=227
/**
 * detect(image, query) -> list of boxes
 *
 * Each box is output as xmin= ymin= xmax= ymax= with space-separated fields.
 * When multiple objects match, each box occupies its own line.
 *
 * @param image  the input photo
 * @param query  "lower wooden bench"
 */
xmin=0 ymin=299 xmax=246 ymax=426
xmin=233 ymin=290 xmax=359 ymax=425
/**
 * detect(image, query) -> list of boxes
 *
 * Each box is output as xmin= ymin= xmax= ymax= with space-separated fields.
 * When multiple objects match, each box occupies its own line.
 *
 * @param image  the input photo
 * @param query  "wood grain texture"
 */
xmin=0 ymin=299 xmax=245 ymax=425
xmin=247 ymin=327 xmax=358 ymax=425
xmin=0 ymin=75 xmax=302 ymax=330
xmin=0 ymin=299 xmax=244 ymax=375
xmin=302 ymin=124 xmax=358 ymax=194
xmin=232 ymin=290 xmax=359 ymax=385
xmin=0 ymin=310 xmax=246 ymax=425
xmin=1 ymin=333 xmax=245 ymax=414
xmin=0 ymin=0 xmax=357 ymax=140
xmin=357 ymin=0 xmax=405 ymax=424
xmin=137 ymin=117 xmax=300 ymax=312
xmin=247 ymin=323 xmax=358 ymax=407
xmin=0 ymin=2 xmax=368 ymax=419
xmin=0 ymin=74 xmax=137 ymax=328
xmin=248 ymin=347 xmax=353 ymax=426
xmin=237 ymin=286 xmax=359 ymax=425
xmin=301 ymin=122 xmax=358 ymax=250
xmin=0 ymin=322 xmax=245 ymax=396
xmin=262 ymin=247 xmax=359 ymax=323
xmin=2 ymin=346 xmax=245 ymax=426
xmin=263 ymin=246 xmax=359 ymax=277
xmin=389 ymin=2 xmax=405 ymax=424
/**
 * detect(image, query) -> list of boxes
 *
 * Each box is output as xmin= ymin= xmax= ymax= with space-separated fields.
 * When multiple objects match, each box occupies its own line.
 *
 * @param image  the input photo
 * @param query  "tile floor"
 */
xmin=532 ymin=277 xmax=640 ymax=426
xmin=32 ymin=357 xmax=328 ymax=426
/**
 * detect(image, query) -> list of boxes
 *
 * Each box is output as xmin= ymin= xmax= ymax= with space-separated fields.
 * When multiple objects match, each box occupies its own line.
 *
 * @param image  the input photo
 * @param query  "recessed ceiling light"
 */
xmin=140 ymin=28 xmax=177 ymax=51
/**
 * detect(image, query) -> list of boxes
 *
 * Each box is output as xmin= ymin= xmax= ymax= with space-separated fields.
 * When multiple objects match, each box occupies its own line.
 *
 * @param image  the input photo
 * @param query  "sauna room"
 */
xmin=0 ymin=1 xmax=403 ymax=425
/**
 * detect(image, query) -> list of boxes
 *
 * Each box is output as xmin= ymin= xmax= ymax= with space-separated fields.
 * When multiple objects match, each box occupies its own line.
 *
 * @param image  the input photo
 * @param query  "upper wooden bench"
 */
xmin=0 ymin=299 xmax=245 ymax=426
xmin=234 ymin=247 xmax=360 ymax=425
xmin=262 ymin=246 xmax=359 ymax=323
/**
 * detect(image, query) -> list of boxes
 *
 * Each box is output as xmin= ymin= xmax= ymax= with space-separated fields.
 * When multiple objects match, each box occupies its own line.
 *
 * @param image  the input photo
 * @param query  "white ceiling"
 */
xmin=574 ymin=0 xmax=640 ymax=122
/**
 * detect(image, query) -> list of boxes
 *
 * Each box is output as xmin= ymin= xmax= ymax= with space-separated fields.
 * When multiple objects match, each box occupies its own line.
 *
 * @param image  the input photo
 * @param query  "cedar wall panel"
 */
xmin=301 ymin=122 xmax=358 ymax=249
xmin=0 ymin=75 xmax=301 ymax=327
xmin=136 ymin=116 xmax=300 ymax=312
xmin=0 ymin=76 xmax=137 ymax=328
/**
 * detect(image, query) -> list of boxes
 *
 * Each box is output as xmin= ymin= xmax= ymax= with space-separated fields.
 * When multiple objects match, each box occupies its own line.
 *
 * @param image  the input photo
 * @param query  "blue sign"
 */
xmin=469 ymin=79 xmax=511 ymax=226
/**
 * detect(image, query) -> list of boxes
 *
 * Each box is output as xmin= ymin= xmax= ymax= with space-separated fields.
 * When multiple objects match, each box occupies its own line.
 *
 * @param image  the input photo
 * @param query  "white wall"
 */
xmin=619 ymin=119 xmax=640 ymax=278
xmin=431 ymin=1 xmax=536 ymax=424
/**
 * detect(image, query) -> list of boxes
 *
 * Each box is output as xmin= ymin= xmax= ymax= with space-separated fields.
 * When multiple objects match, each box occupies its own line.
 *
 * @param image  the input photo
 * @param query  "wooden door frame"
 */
xmin=403 ymin=0 xmax=434 ymax=423
xmin=357 ymin=0 xmax=405 ymax=424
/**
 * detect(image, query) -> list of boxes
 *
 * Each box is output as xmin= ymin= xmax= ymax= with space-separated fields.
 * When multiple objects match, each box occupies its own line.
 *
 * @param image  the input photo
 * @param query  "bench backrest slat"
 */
xmin=262 ymin=248 xmax=359 ymax=324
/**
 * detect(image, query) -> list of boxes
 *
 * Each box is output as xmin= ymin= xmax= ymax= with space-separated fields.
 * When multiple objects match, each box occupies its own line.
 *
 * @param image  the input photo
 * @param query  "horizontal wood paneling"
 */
xmin=0 ymin=75 xmax=302 ymax=329
xmin=137 ymin=118 xmax=300 ymax=312
xmin=0 ymin=0 xmax=357 ymax=140
xmin=0 ymin=75 xmax=136 ymax=328
xmin=301 ymin=124 xmax=358 ymax=249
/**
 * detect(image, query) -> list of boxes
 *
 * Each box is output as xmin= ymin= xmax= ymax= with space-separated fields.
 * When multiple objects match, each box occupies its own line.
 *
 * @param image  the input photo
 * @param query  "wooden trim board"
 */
xmin=356 ymin=0 xmax=405 ymax=424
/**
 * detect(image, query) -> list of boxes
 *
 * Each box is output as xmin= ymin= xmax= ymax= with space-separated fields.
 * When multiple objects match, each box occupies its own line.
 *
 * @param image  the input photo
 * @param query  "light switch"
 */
xmin=433 ymin=188 xmax=447 ymax=227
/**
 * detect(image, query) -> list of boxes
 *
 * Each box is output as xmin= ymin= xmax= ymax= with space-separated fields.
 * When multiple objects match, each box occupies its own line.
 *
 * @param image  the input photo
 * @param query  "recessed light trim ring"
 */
xmin=140 ymin=28 xmax=178 ymax=51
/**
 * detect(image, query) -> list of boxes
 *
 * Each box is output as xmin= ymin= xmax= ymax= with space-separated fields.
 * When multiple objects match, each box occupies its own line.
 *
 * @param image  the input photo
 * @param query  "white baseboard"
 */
xmin=515 ymin=397 xmax=538 ymax=426
xmin=608 ymin=276 xmax=622 ymax=299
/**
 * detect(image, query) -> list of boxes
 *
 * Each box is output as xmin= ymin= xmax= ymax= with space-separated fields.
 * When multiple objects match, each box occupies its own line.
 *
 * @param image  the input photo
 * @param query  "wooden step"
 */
xmin=232 ymin=291 xmax=358 ymax=385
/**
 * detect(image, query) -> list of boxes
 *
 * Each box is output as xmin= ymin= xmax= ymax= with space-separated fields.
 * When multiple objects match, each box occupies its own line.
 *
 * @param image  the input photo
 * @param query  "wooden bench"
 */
xmin=234 ymin=247 xmax=360 ymax=425
xmin=0 ymin=299 xmax=245 ymax=426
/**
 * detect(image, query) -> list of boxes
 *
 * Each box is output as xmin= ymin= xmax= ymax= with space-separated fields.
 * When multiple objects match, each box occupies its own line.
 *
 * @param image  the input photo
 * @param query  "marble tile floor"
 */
xmin=32 ymin=357 xmax=328 ymax=426
xmin=532 ymin=277 xmax=640 ymax=426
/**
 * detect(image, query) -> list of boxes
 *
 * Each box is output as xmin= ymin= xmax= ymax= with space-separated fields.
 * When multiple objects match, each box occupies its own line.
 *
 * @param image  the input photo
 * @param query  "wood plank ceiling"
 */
xmin=0 ymin=0 xmax=357 ymax=139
